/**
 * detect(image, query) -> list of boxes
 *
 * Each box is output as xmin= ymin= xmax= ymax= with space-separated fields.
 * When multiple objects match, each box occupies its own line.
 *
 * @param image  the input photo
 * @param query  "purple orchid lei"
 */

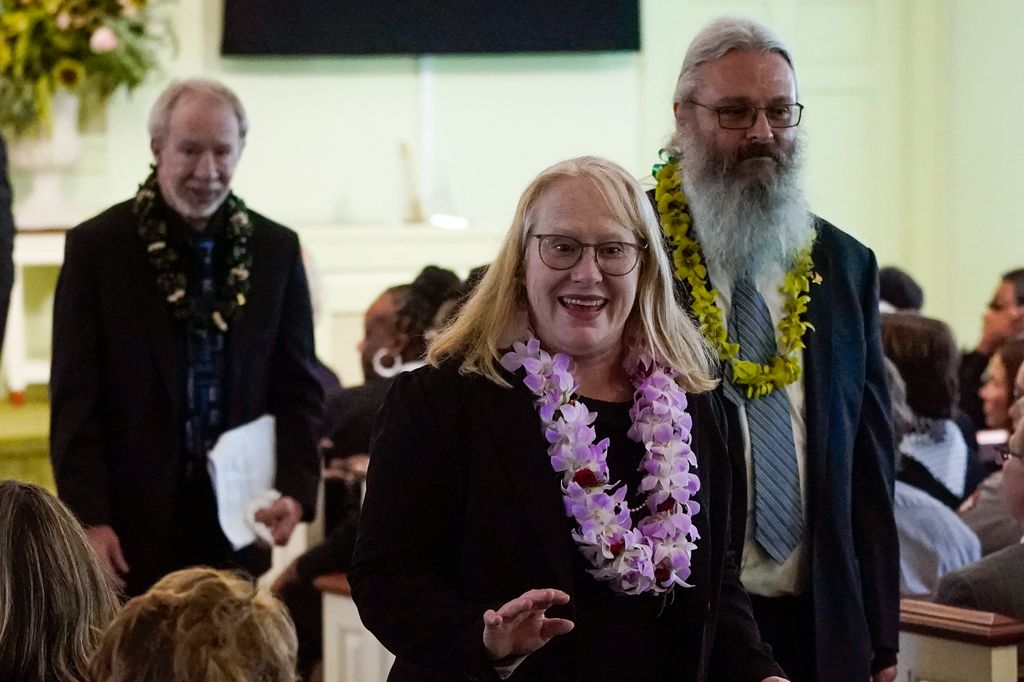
xmin=500 ymin=338 xmax=701 ymax=596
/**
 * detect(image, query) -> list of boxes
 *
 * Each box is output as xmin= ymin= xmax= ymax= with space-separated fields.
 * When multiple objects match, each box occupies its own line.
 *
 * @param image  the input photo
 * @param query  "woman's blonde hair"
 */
xmin=429 ymin=155 xmax=717 ymax=392
xmin=88 ymin=567 xmax=297 ymax=682
xmin=0 ymin=480 xmax=119 ymax=682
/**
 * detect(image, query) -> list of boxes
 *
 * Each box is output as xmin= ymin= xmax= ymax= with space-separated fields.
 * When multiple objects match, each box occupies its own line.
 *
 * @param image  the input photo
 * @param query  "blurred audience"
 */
xmin=881 ymin=312 xmax=982 ymax=507
xmin=0 ymin=480 xmax=119 ymax=682
xmin=879 ymin=266 xmax=923 ymax=313
xmin=936 ymin=404 xmax=1024 ymax=622
xmin=959 ymin=270 xmax=1024 ymax=430
xmin=89 ymin=567 xmax=297 ymax=682
xmin=961 ymin=355 xmax=1024 ymax=554
xmin=978 ymin=337 xmax=1024 ymax=432
xmin=323 ymin=265 xmax=462 ymax=466
xmin=881 ymin=360 xmax=979 ymax=598
xmin=279 ymin=264 xmax=463 ymax=679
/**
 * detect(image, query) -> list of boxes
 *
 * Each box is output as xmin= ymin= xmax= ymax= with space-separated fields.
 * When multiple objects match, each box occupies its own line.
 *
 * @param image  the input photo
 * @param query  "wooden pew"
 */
xmin=900 ymin=599 xmax=1024 ymax=682
xmin=315 ymin=572 xmax=395 ymax=682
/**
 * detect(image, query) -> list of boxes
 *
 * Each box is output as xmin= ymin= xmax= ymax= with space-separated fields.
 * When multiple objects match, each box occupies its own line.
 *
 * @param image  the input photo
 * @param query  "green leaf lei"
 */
xmin=652 ymin=151 xmax=818 ymax=398
xmin=133 ymin=168 xmax=253 ymax=332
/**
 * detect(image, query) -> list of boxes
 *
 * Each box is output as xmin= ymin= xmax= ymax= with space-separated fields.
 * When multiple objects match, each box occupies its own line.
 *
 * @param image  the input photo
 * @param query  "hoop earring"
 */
xmin=372 ymin=348 xmax=405 ymax=379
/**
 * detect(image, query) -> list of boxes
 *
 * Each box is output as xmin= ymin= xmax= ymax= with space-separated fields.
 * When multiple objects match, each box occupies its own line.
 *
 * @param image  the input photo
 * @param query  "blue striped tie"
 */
xmin=726 ymin=277 xmax=803 ymax=564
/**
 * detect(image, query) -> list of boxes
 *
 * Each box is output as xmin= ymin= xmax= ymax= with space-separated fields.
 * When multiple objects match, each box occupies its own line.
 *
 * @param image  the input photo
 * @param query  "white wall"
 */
xmin=941 ymin=0 xmax=1024 ymax=348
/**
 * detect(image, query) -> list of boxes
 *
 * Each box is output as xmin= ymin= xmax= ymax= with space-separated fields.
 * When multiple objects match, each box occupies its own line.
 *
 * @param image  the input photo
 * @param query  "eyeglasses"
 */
xmin=530 ymin=234 xmax=645 ymax=277
xmin=688 ymin=100 xmax=804 ymax=130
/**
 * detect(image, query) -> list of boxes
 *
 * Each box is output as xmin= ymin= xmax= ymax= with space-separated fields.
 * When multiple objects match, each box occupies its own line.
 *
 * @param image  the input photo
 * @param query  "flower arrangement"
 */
xmin=0 ymin=0 xmax=172 ymax=136
xmin=500 ymin=338 xmax=700 ymax=596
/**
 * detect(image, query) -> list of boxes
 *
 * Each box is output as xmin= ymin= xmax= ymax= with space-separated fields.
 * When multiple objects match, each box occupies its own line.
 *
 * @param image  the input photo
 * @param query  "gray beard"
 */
xmin=674 ymin=129 xmax=815 ymax=281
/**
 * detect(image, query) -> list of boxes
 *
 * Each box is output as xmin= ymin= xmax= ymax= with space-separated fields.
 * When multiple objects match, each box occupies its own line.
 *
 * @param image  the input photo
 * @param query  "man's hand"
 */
xmin=253 ymin=495 xmax=303 ymax=545
xmin=85 ymin=524 xmax=129 ymax=589
xmin=872 ymin=665 xmax=897 ymax=682
xmin=482 ymin=588 xmax=574 ymax=661
xmin=324 ymin=454 xmax=370 ymax=485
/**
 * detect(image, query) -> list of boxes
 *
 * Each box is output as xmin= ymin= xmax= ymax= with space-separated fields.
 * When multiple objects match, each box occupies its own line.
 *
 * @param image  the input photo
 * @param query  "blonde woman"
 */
xmin=350 ymin=157 xmax=787 ymax=681
xmin=0 ymin=480 xmax=119 ymax=681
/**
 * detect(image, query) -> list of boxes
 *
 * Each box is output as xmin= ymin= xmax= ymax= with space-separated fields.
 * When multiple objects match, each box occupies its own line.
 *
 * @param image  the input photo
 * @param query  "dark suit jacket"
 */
xmin=708 ymin=218 xmax=900 ymax=682
xmin=50 ymin=198 xmax=322 ymax=591
xmin=0 ymin=134 xmax=13 ymax=356
xmin=935 ymin=542 xmax=1024 ymax=622
xmin=350 ymin=363 xmax=784 ymax=682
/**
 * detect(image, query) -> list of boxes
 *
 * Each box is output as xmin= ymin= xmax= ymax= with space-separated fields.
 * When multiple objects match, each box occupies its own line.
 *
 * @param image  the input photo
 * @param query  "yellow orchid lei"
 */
xmin=653 ymin=151 xmax=819 ymax=398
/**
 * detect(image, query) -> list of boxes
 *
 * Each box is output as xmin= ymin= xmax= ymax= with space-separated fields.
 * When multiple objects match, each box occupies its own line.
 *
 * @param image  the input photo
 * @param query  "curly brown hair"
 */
xmin=88 ymin=567 xmax=297 ymax=682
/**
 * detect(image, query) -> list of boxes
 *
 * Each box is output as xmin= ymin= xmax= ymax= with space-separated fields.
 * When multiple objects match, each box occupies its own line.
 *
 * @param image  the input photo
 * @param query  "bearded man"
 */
xmin=50 ymin=78 xmax=322 ymax=596
xmin=654 ymin=16 xmax=899 ymax=682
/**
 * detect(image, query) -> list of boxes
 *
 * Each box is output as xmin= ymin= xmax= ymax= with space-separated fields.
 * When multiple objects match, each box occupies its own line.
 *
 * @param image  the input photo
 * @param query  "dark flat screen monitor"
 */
xmin=221 ymin=1 xmax=640 ymax=56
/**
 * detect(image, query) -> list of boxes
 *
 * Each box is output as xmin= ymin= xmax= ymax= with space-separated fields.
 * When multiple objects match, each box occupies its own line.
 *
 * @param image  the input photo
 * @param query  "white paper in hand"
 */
xmin=207 ymin=414 xmax=277 ymax=550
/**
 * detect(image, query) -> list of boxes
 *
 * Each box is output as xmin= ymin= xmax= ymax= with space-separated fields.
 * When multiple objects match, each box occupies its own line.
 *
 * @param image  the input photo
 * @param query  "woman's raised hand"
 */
xmin=482 ymin=588 xmax=574 ymax=660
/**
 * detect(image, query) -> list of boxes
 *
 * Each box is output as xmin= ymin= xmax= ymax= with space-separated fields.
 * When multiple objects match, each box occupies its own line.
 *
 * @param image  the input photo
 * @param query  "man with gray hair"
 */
xmin=652 ymin=16 xmax=899 ymax=682
xmin=50 ymin=78 xmax=322 ymax=595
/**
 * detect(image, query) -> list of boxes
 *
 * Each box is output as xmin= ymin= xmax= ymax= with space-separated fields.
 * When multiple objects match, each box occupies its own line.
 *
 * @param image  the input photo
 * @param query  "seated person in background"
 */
xmin=0 ymin=480 xmax=119 ymax=682
xmin=351 ymin=156 xmax=787 ymax=681
xmin=936 ymin=407 xmax=1024 ymax=622
xmin=321 ymin=265 xmax=462 ymax=532
xmin=881 ymin=360 xmax=980 ymax=597
xmin=959 ymin=269 xmax=1024 ymax=430
xmin=978 ymin=337 xmax=1024 ymax=433
xmin=89 ymin=567 xmax=297 ymax=682
xmin=881 ymin=312 xmax=983 ymax=507
xmin=323 ymin=265 xmax=462 ymax=465
xmin=878 ymin=266 xmax=924 ymax=313
xmin=961 ymin=354 xmax=1024 ymax=554
xmin=277 ymin=264 xmax=463 ymax=679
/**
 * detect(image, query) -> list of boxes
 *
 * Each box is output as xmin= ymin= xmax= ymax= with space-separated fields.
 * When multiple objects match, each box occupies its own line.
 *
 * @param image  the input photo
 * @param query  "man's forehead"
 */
xmin=167 ymin=94 xmax=239 ymax=135
xmin=695 ymin=49 xmax=796 ymax=100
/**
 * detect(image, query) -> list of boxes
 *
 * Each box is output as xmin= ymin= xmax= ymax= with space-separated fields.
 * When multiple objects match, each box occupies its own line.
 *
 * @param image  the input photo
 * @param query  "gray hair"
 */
xmin=882 ymin=356 xmax=914 ymax=470
xmin=672 ymin=15 xmax=795 ymax=106
xmin=148 ymin=78 xmax=249 ymax=146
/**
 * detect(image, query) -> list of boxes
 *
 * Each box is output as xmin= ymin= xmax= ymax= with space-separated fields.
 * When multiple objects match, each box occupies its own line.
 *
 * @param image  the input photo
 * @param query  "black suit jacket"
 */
xmin=50 ymin=198 xmax=322 ymax=591
xmin=0 ymin=134 xmax=13 ymax=356
xmin=707 ymin=218 xmax=900 ymax=682
xmin=350 ymin=363 xmax=783 ymax=681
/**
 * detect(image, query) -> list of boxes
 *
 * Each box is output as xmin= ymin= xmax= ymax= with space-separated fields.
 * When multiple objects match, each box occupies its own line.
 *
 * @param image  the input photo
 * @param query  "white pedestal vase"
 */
xmin=9 ymin=91 xmax=82 ymax=229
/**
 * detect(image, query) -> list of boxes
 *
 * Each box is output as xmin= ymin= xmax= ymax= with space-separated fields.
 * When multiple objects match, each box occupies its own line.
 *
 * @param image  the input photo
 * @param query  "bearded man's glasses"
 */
xmin=688 ymin=101 xmax=804 ymax=130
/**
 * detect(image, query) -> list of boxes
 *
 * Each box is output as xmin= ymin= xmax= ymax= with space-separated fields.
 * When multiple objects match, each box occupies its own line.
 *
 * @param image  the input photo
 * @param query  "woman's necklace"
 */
xmin=133 ymin=168 xmax=254 ymax=331
xmin=500 ymin=338 xmax=700 ymax=596
xmin=653 ymin=151 xmax=818 ymax=398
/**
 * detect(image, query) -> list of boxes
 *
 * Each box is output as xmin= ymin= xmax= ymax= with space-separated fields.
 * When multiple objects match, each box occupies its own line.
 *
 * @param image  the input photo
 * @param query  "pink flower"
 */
xmin=90 ymin=26 xmax=119 ymax=53
xmin=506 ymin=337 xmax=700 ymax=596
xmin=55 ymin=12 xmax=71 ymax=30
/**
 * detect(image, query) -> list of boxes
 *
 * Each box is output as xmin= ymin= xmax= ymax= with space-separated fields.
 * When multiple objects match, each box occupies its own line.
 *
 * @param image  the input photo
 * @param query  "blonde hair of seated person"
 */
xmin=88 ymin=567 xmax=298 ymax=682
xmin=0 ymin=480 xmax=119 ymax=682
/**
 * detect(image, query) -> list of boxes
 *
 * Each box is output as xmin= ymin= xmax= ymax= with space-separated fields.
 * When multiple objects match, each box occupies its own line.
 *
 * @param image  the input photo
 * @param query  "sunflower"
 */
xmin=52 ymin=57 xmax=86 ymax=88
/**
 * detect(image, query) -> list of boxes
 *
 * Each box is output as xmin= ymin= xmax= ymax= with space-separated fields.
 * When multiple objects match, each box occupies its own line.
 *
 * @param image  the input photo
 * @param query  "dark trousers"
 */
xmin=124 ymin=467 xmax=271 ymax=597
xmin=749 ymin=593 xmax=816 ymax=682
